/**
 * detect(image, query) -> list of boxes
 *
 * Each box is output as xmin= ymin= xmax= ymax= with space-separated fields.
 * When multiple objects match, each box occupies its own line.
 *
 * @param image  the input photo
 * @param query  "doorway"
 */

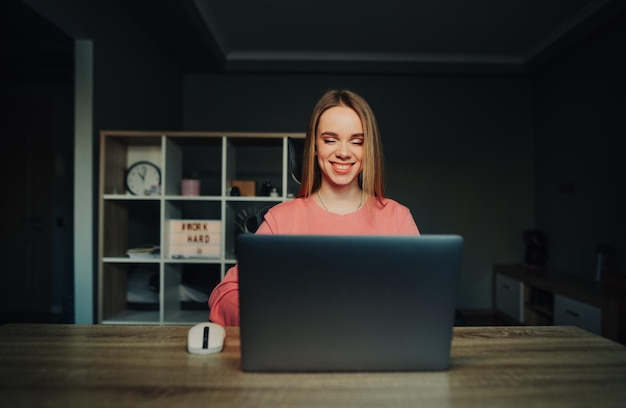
xmin=0 ymin=0 xmax=74 ymax=323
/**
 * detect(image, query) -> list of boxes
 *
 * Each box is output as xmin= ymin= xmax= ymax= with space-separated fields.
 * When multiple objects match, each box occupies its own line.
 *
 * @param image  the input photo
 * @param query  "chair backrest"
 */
xmin=255 ymin=205 xmax=273 ymax=229
xmin=288 ymin=137 xmax=304 ymax=184
xmin=254 ymin=137 xmax=304 ymax=230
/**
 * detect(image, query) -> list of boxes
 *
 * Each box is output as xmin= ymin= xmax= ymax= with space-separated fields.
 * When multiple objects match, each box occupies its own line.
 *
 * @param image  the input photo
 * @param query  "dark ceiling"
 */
xmin=119 ymin=0 xmax=625 ymax=75
xmin=1 ymin=0 xmax=73 ymax=83
xmin=3 ymin=0 xmax=625 ymax=82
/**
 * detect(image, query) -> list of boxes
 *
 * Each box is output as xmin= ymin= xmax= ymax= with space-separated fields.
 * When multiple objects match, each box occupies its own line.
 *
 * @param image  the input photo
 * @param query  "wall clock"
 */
xmin=125 ymin=161 xmax=161 ymax=195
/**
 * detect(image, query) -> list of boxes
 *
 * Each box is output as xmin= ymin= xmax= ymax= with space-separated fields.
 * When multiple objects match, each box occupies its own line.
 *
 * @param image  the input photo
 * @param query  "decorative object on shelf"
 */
xmin=259 ymin=180 xmax=274 ymax=196
xmin=231 ymin=180 xmax=256 ymax=196
xmin=236 ymin=208 xmax=261 ymax=234
xmin=522 ymin=229 xmax=548 ymax=268
xmin=181 ymin=169 xmax=201 ymax=196
xmin=125 ymin=161 xmax=161 ymax=196
xmin=166 ymin=219 xmax=221 ymax=259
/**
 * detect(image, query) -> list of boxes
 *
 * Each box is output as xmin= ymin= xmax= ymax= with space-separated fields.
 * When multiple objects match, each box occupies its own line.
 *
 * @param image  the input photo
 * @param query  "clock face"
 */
xmin=125 ymin=161 xmax=161 ymax=195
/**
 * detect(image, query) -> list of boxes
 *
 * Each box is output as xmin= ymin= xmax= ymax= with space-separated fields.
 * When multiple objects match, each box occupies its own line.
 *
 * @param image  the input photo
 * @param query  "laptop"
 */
xmin=237 ymin=234 xmax=464 ymax=372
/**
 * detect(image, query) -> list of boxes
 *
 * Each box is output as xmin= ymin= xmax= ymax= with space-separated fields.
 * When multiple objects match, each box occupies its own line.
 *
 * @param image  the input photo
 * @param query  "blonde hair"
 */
xmin=297 ymin=89 xmax=385 ymax=202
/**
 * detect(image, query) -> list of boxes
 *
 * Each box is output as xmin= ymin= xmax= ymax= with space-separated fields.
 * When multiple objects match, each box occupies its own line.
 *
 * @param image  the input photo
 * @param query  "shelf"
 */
xmin=163 ymin=310 xmax=211 ymax=325
xmin=103 ymin=195 xmax=162 ymax=200
xmin=523 ymin=284 xmax=554 ymax=326
xmin=103 ymin=310 xmax=160 ymax=325
xmin=524 ymin=303 xmax=553 ymax=318
xmin=524 ymin=302 xmax=553 ymax=325
xmin=226 ymin=196 xmax=287 ymax=202
xmin=164 ymin=258 xmax=223 ymax=264
xmin=98 ymin=131 xmax=305 ymax=324
xmin=163 ymin=195 xmax=222 ymax=201
xmin=103 ymin=257 xmax=161 ymax=263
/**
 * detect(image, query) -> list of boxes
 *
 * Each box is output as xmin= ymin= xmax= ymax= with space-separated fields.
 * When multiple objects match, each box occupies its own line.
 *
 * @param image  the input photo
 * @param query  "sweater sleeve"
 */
xmin=208 ymin=264 xmax=240 ymax=326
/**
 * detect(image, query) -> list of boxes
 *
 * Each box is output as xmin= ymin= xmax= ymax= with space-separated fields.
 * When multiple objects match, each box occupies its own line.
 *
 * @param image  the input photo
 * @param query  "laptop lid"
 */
xmin=237 ymin=234 xmax=463 ymax=372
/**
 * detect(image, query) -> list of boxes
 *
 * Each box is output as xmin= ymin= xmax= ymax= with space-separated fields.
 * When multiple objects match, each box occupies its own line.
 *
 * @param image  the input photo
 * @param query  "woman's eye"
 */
xmin=352 ymin=139 xmax=364 ymax=145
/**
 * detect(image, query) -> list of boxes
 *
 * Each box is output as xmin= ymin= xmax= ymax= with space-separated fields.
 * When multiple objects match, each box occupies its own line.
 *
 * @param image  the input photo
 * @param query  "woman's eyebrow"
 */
xmin=319 ymin=132 xmax=364 ymax=137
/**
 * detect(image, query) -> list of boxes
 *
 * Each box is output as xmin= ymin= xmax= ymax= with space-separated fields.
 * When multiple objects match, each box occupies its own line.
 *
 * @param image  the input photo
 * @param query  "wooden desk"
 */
xmin=1 ymin=324 xmax=625 ymax=407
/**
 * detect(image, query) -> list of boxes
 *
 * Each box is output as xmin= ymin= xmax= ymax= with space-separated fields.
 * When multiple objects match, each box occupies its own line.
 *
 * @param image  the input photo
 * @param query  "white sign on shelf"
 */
xmin=167 ymin=220 xmax=221 ymax=258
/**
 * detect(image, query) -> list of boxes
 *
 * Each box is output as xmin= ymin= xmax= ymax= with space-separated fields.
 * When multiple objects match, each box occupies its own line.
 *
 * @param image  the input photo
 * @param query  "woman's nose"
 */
xmin=335 ymin=141 xmax=352 ymax=158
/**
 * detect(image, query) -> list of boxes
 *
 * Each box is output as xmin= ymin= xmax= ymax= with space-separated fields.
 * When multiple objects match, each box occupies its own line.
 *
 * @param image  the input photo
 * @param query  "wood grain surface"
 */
xmin=1 ymin=324 xmax=624 ymax=407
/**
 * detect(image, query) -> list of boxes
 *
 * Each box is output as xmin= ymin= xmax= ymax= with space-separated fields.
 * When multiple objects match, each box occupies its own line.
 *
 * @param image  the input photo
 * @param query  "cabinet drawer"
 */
xmin=494 ymin=274 xmax=524 ymax=323
xmin=554 ymin=294 xmax=601 ymax=335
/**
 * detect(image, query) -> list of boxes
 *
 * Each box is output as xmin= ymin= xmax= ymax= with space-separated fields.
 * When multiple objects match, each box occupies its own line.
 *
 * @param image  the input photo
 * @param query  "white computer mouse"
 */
xmin=187 ymin=322 xmax=226 ymax=355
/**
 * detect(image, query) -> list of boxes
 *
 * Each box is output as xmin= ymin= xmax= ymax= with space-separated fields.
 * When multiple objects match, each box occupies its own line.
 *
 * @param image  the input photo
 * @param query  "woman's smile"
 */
xmin=331 ymin=161 xmax=354 ymax=173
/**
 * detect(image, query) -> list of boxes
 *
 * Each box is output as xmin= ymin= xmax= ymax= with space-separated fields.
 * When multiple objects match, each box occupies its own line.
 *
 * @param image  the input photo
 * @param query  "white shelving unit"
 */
xmin=98 ymin=131 xmax=305 ymax=324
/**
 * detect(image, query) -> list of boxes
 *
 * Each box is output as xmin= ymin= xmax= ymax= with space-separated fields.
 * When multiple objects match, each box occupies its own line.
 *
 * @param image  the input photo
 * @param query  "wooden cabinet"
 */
xmin=494 ymin=274 xmax=524 ymax=323
xmin=554 ymin=294 xmax=602 ymax=335
xmin=493 ymin=264 xmax=622 ymax=341
xmin=98 ymin=131 xmax=305 ymax=324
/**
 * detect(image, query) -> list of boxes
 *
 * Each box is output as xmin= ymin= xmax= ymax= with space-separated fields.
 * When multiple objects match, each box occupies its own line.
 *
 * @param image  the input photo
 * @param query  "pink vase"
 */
xmin=181 ymin=179 xmax=200 ymax=196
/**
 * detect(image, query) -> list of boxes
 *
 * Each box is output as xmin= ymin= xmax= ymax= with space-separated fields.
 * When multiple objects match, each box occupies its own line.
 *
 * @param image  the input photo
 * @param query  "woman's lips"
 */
xmin=331 ymin=162 xmax=354 ymax=173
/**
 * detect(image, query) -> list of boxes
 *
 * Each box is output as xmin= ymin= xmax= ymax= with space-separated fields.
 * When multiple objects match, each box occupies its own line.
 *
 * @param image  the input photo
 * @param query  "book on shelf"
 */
xmin=126 ymin=245 xmax=160 ymax=259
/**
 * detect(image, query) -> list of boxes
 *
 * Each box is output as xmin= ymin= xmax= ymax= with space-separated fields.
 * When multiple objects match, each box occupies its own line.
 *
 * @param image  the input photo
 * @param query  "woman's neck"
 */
xmin=316 ymin=185 xmax=364 ymax=215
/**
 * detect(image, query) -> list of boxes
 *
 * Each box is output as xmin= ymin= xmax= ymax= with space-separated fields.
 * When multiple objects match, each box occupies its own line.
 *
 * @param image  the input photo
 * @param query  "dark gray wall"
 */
xmin=23 ymin=0 xmax=184 ymax=322
xmin=184 ymin=74 xmax=535 ymax=309
xmin=25 ymin=0 xmax=183 ymax=131
xmin=533 ymin=11 xmax=625 ymax=280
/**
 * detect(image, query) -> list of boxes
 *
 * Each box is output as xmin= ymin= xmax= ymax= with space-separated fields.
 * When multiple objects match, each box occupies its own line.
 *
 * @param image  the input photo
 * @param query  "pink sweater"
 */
xmin=208 ymin=196 xmax=420 ymax=326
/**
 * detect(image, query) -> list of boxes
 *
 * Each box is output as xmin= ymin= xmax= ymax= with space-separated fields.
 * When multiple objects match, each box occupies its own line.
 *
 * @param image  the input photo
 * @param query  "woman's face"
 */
xmin=315 ymin=106 xmax=364 ymax=189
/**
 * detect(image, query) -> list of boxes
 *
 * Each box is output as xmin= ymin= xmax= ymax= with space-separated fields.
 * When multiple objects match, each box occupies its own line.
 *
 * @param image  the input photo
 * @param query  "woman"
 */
xmin=208 ymin=89 xmax=420 ymax=326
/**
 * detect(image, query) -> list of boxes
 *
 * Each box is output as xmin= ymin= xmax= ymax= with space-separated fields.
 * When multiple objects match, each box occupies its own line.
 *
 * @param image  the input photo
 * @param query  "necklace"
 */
xmin=317 ymin=190 xmax=363 ymax=213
